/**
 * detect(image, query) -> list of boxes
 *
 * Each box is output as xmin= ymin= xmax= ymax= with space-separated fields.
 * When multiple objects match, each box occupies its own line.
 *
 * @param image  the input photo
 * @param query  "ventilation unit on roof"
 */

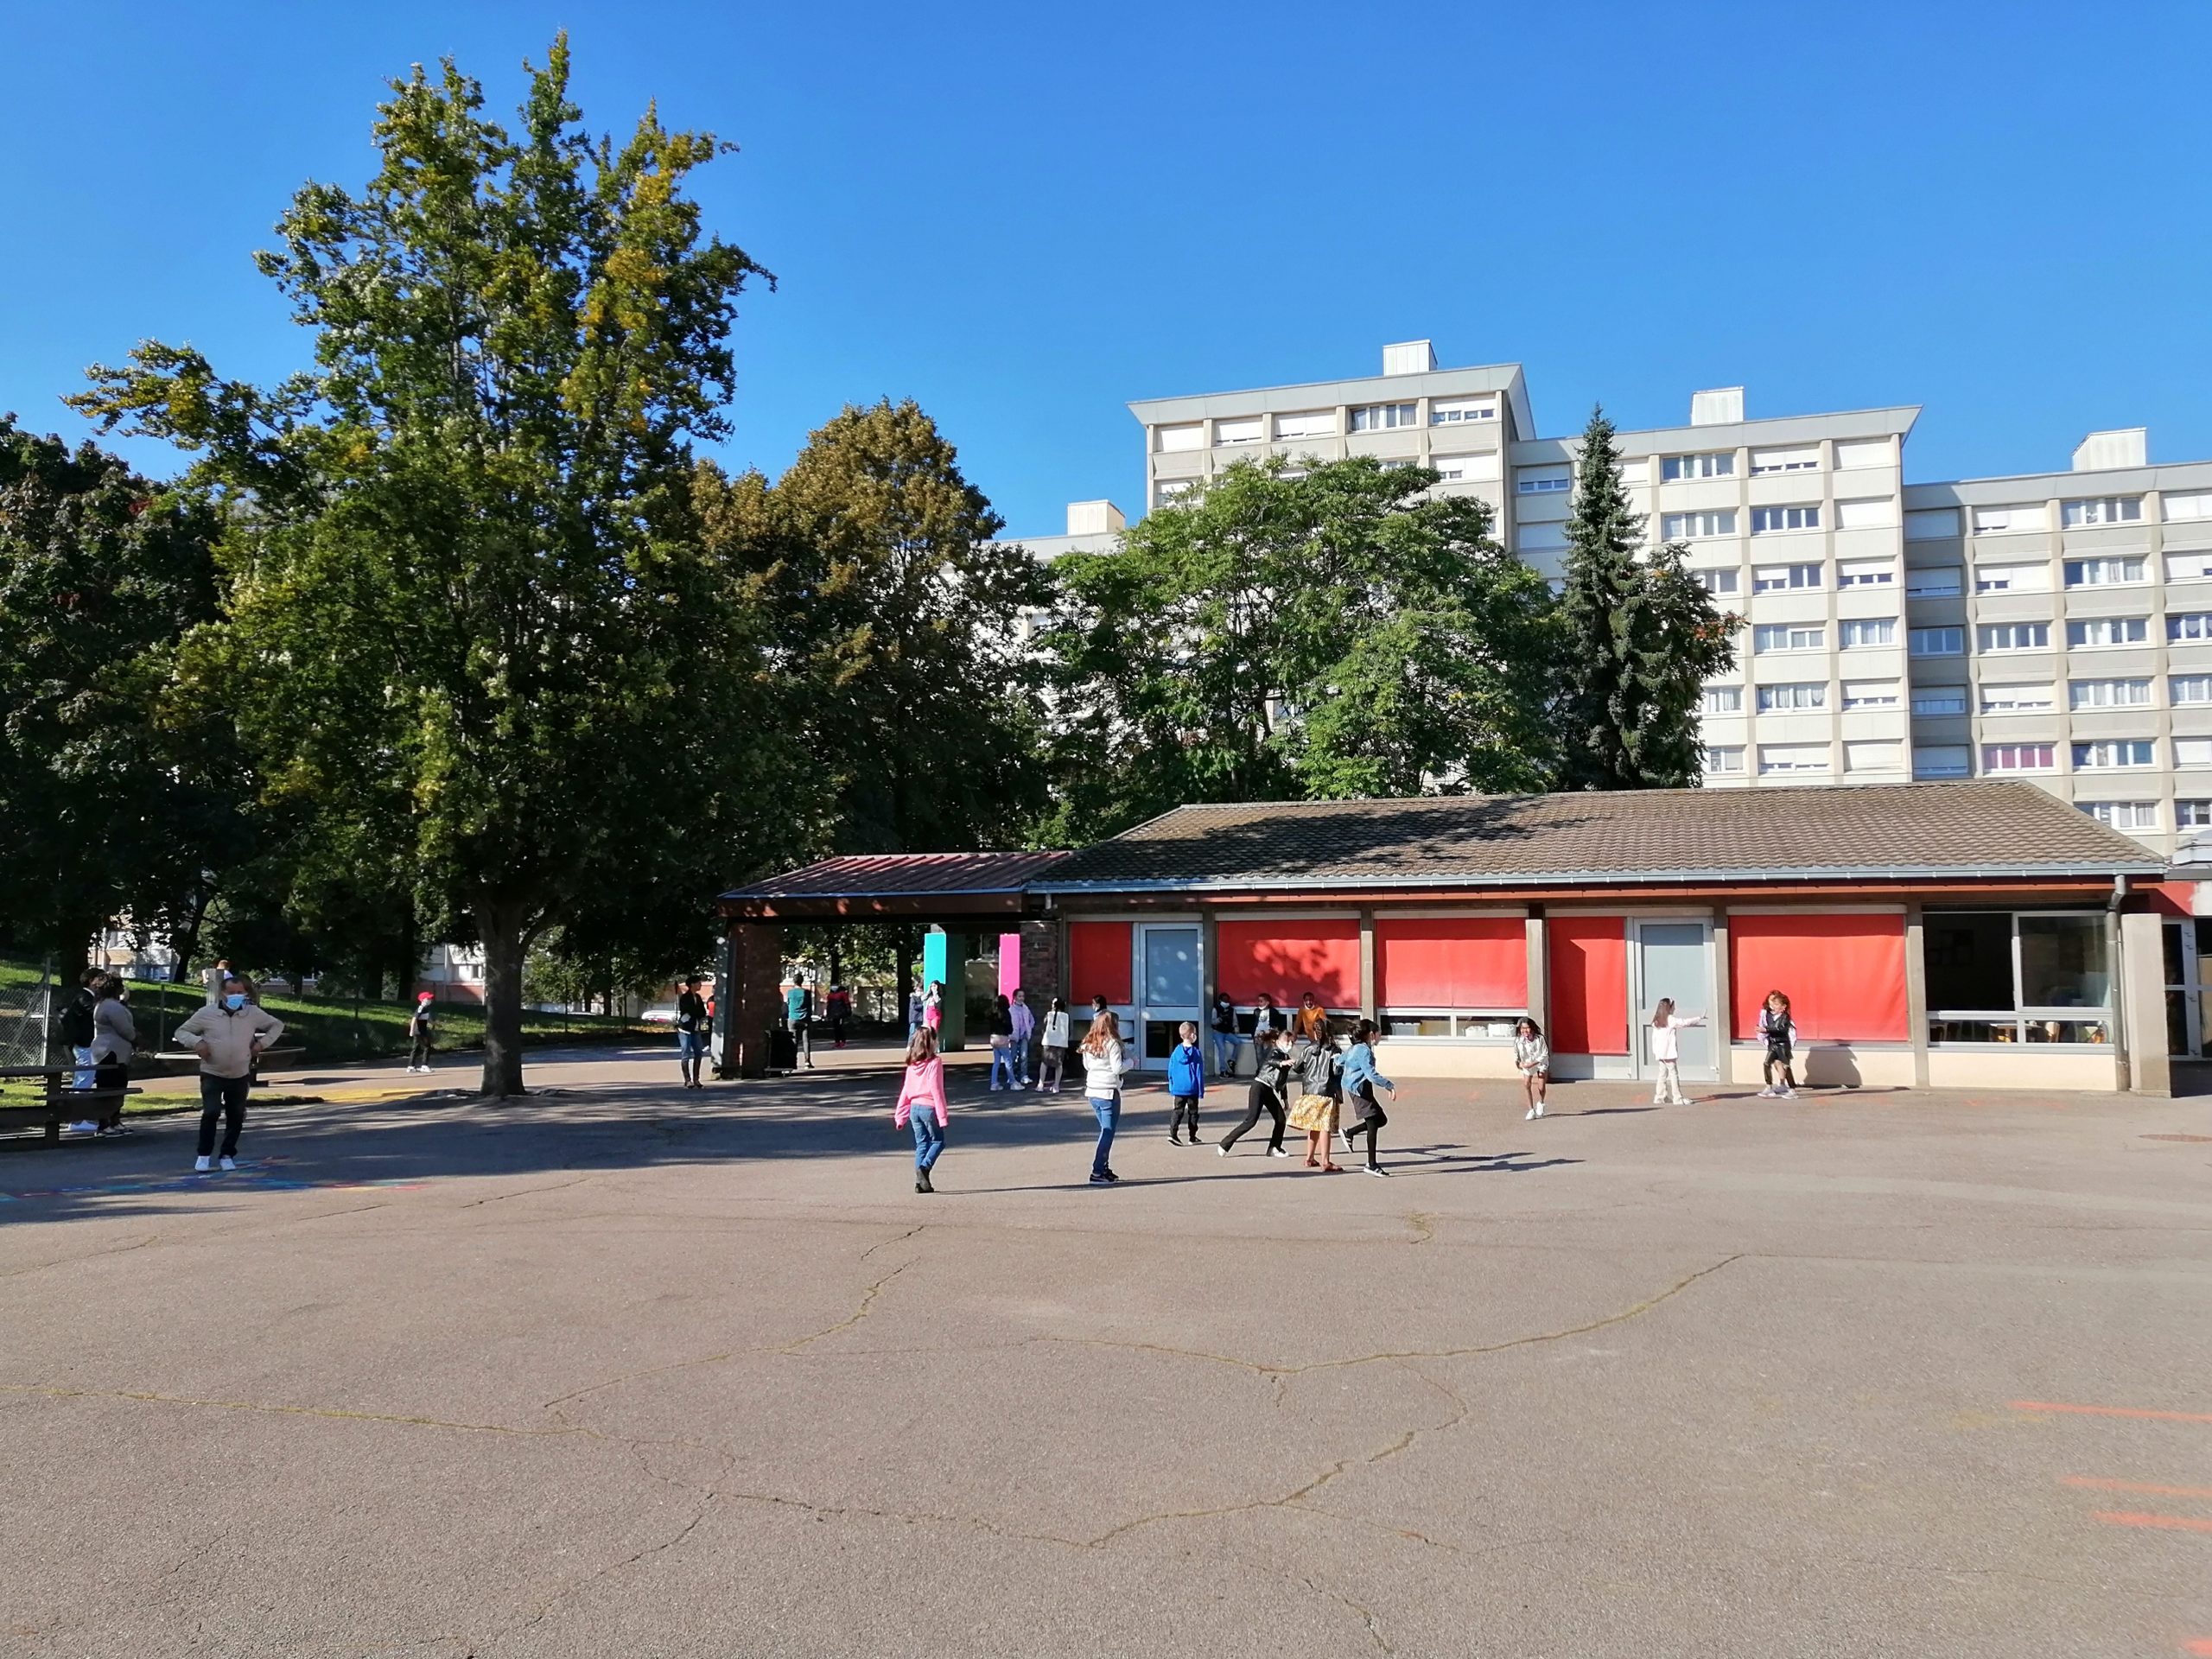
xmin=2072 ymin=428 xmax=2146 ymax=471
xmin=1382 ymin=340 xmax=1437 ymax=376
xmin=1066 ymin=500 xmax=1126 ymax=536
xmin=1690 ymin=387 xmax=1745 ymax=426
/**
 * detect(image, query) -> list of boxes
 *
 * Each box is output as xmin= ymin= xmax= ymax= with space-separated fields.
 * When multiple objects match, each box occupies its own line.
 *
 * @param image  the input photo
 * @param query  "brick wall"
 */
xmin=723 ymin=922 xmax=783 ymax=1078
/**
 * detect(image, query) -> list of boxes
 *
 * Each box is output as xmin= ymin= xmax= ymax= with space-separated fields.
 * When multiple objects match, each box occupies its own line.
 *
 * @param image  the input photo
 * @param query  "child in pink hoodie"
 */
xmin=896 ymin=1027 xmax=950 ymax=1193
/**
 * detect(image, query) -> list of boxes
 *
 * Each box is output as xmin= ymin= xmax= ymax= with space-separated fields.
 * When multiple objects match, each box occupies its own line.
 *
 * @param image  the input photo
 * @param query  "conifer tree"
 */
xmin=1555 ymin=407 xmax=1736 ymax=789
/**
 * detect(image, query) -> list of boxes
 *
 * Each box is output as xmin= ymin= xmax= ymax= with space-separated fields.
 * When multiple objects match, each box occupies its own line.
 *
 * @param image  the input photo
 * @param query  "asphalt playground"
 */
xmin=2 ymin=1042 xmax=2209 ymax=1657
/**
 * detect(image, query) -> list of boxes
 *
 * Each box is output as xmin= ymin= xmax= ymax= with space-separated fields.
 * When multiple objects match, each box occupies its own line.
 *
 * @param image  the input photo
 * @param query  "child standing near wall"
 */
xmin=1648 ymin=998 xmax=1706 ymax=1106
xmin=895 ymin=1027 xmax=949 ymax=1193
xmin=1166 ymin=1020 xmax=1206 ymax=1145
xmin=1513 ymin=1017 xmax=1550 ymax=1120
xmin=1758 ymin=990 xmax=1798 ymax=1098
xmin=1037 ymin=997 xmax=1071 ymax=1092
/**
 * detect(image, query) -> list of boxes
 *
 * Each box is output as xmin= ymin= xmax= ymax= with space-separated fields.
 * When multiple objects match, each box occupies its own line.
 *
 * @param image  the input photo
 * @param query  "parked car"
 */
xmin=641 ymin=1006 xmax=678 ymax=1025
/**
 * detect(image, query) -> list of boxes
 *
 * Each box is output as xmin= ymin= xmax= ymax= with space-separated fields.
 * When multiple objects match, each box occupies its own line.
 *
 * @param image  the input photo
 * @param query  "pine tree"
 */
xmin=1556 ymin=407 xmax=1737 ymax=789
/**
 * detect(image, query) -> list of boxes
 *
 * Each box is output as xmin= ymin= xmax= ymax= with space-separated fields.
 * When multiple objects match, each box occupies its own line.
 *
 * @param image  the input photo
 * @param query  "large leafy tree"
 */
xmin=1555 ymin=408 xmax=1737 ymax=789
xmin=1040 ymin=454 xmax=1560 ymax=840
xmin=0 ymin=416 xmax=245 ymax=982
xmin=73 ymin=39 xmax=785 ymax=1093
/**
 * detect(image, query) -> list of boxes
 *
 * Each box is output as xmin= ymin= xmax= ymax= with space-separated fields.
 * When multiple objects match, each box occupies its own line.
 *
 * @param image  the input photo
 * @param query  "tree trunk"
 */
xmin=478 ymin=906 xmax=530 ymax=1097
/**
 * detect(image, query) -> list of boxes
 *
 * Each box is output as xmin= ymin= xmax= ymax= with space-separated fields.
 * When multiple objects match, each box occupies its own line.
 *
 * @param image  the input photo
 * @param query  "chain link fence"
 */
xmin=0 ymin=960 xmax=54 ymax=1069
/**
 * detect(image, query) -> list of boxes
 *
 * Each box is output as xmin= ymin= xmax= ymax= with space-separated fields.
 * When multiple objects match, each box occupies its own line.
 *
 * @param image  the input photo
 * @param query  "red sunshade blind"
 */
xmin=1069 ymin=922 xmax=1133 ymax=1005
xmin=1548 ymin=916 xmax=1628 ymax=1055
xmin=1217 ymin=920 xmax=1361 ymax=1007
xmin=1730 ymin=913 xmax=1908 ymax=1041
xmin=1375 ymin=917 xmax=1526 ymax=1008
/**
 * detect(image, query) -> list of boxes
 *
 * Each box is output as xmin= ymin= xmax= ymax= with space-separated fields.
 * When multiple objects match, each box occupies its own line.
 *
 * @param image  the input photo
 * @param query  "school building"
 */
xmin=718 ymin=779 xmax=2184 ymax=1095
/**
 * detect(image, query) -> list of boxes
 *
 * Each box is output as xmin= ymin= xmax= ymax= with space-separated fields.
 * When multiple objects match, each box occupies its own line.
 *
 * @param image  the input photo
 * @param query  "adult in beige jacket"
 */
xmin=172 ymin=976 xmax=285 ymax=1172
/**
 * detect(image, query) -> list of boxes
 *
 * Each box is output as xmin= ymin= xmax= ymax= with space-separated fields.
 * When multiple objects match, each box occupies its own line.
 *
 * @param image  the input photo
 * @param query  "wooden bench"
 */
xmin=0 ymin=1066 xmax=143 ymax=1144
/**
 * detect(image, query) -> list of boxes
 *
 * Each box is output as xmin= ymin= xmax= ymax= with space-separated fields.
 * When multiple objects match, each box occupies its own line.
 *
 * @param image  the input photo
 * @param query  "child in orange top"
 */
xmin=895 ymin=1027 xmax=950 ymax=1193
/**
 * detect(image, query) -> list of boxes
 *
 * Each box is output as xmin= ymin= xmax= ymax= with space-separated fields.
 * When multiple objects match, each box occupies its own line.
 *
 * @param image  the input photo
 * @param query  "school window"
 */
xmin=1430 ymin=397 xmax=1494 ymax=425
xmin=1516 ymin=465 xmax=1572 ymax=495
xmin=1662 ymin=451 xmax=1735 ymax=480
xmin=1701 ymin=745 xmax=1745 ymax=775
xmin=1910 ymin=626 xmax=1965 ymax=657
xmin=1348 ymin=403 xmax=1417 ymax=432
xmin=1751 ymin=446 xmax=1819 ymax=475
xmin=2062 ymin=496 xmax=2144 ymax=528
xmin=1841 ymin=680 xmax=1900 ymax=709
xmin=2068 ymin=678 xmax=2152 ymax=710
xmin=2170 ymin=613 xmax=2212 ymax=643
xmin=1751 ymin=505 xmax=1821 ymax=534
xmin=1912 ymin=744 xmax=1971 ymax=778
xmin=1700 ymin=685 xmax=1743 ymax=714
xmin=2177 ymin=739 xmax=2212 ymax=768
xmin=2081 ymin=800 xmax=2158 ymax=830
xmin=1980 ymin=683 xmax=2055 ymax=714
xmin=1980 ymin=743 xmax=2056 ymax=772
xmin=1756 ymin=682 xmax=1827 ymax=712
xmin=1216 ymin=416 xmax=1263 ymax=445
xmin=1924 ymin=911 xmax=2113 ymax=1046
xmin=2171 ymin=674 xmax=2212 ymax=706
xmin=1691 ymin=566 xmax=1741 ymax=597
xmin=1976 ymin=622 xmax=2051 ymax=652
xmin=1838 ymin=558 xmax=1896 ymax=588
xmin=1753 ymin=562 xmax=1822 ymax=592
xmin=2067 ymin=617 xmax=2149 ymax=648
xmin=1752 ymin=623 xmax=1825 ymax=653
xmin=2072 ymin=740 xmax=2155 ymax=770
xmin=2065 ymin=556 xmax=2147 ymax=588
xmin=1663 ymin=510 xmax=1739 ymax=539
xmin=1905 ymin=568 xmax=1963 ymax=598
xmin=1758 ymin=744 xmax=1829 ymax=774
xmin=1274 ymin=410 xmax=1335 ymax=442
xmin=1839 ymin=618 xmax=1897 ymax=648
xmin=1975 ymin=563 xmax=2050 ymax=594
xmin=1911 ymin=687 xmax=1968 ymax=715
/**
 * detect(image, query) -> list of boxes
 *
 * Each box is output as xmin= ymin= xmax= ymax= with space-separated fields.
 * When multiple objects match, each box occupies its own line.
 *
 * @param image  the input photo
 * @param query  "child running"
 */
xmin=1289 ymin=1029 xmax=1344 ymax=1172
xmin=1648 ymin=998 xmax=1706 ymax=1106
xmin=895 ymin=1027 xmax=949 ymax=1193
xmin=1217 ymin=1030 xmax=1294 ymax=1158
xmin=1338 ymin=1017 xmax=1395 ymax=1176
xmin=1037 ymin=996 xmax=1071 ymax=1092
xmin=1513 ymin=1017 xmax=1549 ymax=1120
xmin=1166 ymin=1020 xmax=1205 ymax=1145
xmin=1079 ymin=1011 xmax=1127 ymax=1185
xmin=1758 ymin=990 xmax=1798 ymax=1098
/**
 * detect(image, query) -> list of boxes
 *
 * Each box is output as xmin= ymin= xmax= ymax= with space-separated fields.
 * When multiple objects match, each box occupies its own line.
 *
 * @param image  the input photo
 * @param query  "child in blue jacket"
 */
xmin=1339 ymin=1018 xmax=1395 ymax=1177
xmin=1166 ymin=1020 xmax=1206 ymax=1146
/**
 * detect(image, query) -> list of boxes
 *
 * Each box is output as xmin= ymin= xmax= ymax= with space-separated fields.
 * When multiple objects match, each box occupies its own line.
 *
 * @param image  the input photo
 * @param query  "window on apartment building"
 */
xmin=1835 ymin=439 xmax=1891 ymax=469
xmin=1838 ymin=558 xmax=1896 ymax=588
xmin=2070 ymin=616 xmax=2150 ymax=647
xmin=1835 ymin=497 xmax=1896 ymax=531
xmin=1701 ymin=684 xmax=1745 ymax=714
xmin=2171 ymin=674 xmax=2212 ymax=705
xmin=1516 ymin=523 xmax=1570 ymax=553
xmin=1429 ymin=397 xmax=1495 ymax=424
xmin=2081 ymin=800 xmax=2158 ymax=830
xmin=1842 ymin=680 xmax=1900 ymax=709
xmin=1753 ymin=562 xmax=1822 ymax=592
xmin=1349 ymin=403 xmax=1418 ymax=432
xmin=2062 ymin=496 xmax=2145 ymax=528
xmin=1757 ymin=682 xmax=1827 ymax=712
xmin=1910 ymin=626 xmax=1966 ymax=657
xmin=1911 ymin=687 xmax=1969 ymax=715
xmin=1274 ymin=410 xmax=1335 ymax=442
xmin=1973 ymin=504 xmax=2050 ymax=534
xmin=1751 ymin=446 xmax=1819 ymax=475
xmin=1752 ymin=623 xmax=1825 ymax=653
xmin=1751 ymin=505 xmax=1821 ymax=534
xmin=2177 ymin=739 xmax=2212 ymax=768
xmin=2164 ymin=491 xmax=2212 ymax=521
xmin=1431 ymin=454 xmax=1498 ymax=483
xmin=1758 ymin=744 xmax=1829 ymax=774
xmin=1904 ymin=507 xmax=1962 ymax=539
xmin=1691 ymin=566 xmax=1742 ymax=597
xmin=2167 ymin=551 xmax=2212 ymax=582
xmin=1702 ymin=745 xmax=1745 ymax=775
xmin=1914 ymin=745 xmax=1972 ymax=778
xmin=1516 ymin=465 xmax=1572 ymax=495
xmin=1156 ymin=423 xmax=1205 ymax=453
xmin=1844 ymin=741 xmax=1900 ymax=771
xmin=2064 ymin=556 xmax=2147 ymax=587
xmin=2170 ymin=613 xmax=2212 ymax=643
xmin=2069 ymin=678 xmax=2152 ymax=709
xmin=2179 ymin=800 xmax=2212 ymax=828
xmin=1975 ymin=563 xmax=2050 ymax=594
xmin=1839 ymin=618 xmax=1897 ymax=648
xmin=2074 ymin=740 xmax=2155 ymax=770
xmin=1981 ymin=743 xmax=2056 ymax=772
xmin=1154 ymin=479 xmax=1198 ymax=505
xmin=1663 ymin=510 xmax=1738 ymax=539
xmin=1980 ymin=683 xmax=2056 ymax=714
xmin=1906 ymin=567 xmax=1964 ymax=598
xmin=1662 ymin=452 xmax=1735 ymax=480
xmin=1978 ymin=622 xmax=2052 ymax=652
xmin=1216 ymin=416 xmax=1263 ymax=445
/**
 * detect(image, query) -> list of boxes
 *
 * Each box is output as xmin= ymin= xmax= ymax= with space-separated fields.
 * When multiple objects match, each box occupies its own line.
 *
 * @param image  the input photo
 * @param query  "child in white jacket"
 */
xmin=1648 ymin=998 xmax=1706 ymax=1106
xmin=1036 ymin=997 xmax=1072 ymax=1093
xmin=1078 ymin=1012 xmax=1127 ymax=1185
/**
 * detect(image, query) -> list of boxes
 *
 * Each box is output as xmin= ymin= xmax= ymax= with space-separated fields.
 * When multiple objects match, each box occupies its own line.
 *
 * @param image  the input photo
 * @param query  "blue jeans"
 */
xmin=990 ymin=1043 xmax=1019 ymax=1089
xmin=1210 ymin=1031 xmax=1241 ymax=1077
xmin=73 ymin=1045 xmax=95 ymax=1093
xmin=911 ymin=1111 xmax=944 ymax=1171
xmin=1009 ymin=1032 xmax=1033 ymax=1083
xmin=1089 ymin=1094 xmax=1121 ymax=1176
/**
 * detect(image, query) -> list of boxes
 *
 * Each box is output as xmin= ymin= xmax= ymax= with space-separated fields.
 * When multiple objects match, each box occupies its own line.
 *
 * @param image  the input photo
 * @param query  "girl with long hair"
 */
xmin=1338 ymin=1017 xmax=1395 ymax=1176
xmin=895 ymin=1025 xmax=949 ymax=1193
xmin=1513 ymin=1017 xmax=1549 ymax=1120
xmin=1078 ymin=1010 xmax=1127 ymax=1185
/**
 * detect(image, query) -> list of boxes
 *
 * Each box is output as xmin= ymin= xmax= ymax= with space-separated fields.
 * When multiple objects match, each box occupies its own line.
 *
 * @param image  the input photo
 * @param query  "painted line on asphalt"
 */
xmin=2091 ymin=1511 xmax=2212 ymax=1533
xmin=2063 ymin=1477 xmax=2212 ymax=1499
xmin=2012 ymin=1401 xmax=2212 ymax=1425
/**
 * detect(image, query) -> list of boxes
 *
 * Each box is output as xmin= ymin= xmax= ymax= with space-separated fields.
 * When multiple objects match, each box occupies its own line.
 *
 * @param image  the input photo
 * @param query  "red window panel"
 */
xmin=1730 ymin=914 xmax=1908 ymax=1041
xmin=1548 ymin=916 xmax=1628 ymax=1055
xmin=1375 ymin=917 xmax=1527 ymax=1008
xmin=1069 ymin=921 xmax=1132 ymax=1005
xmin=1217 ymin=919 xmax=1361 ymax=1007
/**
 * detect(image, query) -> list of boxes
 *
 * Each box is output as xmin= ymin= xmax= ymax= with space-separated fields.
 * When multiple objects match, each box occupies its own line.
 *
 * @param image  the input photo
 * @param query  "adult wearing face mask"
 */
xmin=170 ymin=976 xmax=285 ymax=1173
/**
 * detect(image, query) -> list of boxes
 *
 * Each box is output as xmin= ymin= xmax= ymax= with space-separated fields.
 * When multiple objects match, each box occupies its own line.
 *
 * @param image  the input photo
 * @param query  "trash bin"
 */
xmin=769 ymin=1026 xmax=797 ymax=1071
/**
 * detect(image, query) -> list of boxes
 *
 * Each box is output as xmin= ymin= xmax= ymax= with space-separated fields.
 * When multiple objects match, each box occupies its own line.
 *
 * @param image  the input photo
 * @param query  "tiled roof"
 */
xmin=721 ymin=851 xmax=1069 ymax=902
xmin=1032 ymin=782 xmax=2164 ymax=893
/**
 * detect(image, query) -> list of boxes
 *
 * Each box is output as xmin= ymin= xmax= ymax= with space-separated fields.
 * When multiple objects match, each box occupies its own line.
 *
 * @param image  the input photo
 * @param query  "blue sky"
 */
xmin=3 ymin=2 xmax=2209 ymax=534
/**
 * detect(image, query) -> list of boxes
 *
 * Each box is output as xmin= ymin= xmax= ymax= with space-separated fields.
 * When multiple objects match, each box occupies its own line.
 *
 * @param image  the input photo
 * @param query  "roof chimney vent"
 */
xmin=1690 ymin=386 xmax=1745 ymax=426
xmin=1066 ymin=500 xmax=1126 ymax=537
xmin=1382 ymin=340 xmax=1437 ymax=376
xmin=2072 ymin=428 xmax=2146 ymax=471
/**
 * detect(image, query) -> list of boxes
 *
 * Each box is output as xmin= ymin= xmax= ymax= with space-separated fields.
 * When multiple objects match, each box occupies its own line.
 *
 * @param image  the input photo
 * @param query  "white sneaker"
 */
xmin=219 ymin=1156 xmax=237 ymax=1172
xmin=1779 ymin=1088 xmax=1797 ymax=1099
xmin=1367 ymin=1165 xmax=1390 ymax=1178
xmin=1268 ymin=1147 xmax=1291 ymax=1159
xmin=1525 ymin=1106 xmax=1539 ymax=1120
xmin=66 ymin=1121 xmax=98 ymax=1135
xmin=1217 ymin=1144 xmax=1229 ymax=1157
xmin=194 ymin=1155 xmax=212 ymax=1173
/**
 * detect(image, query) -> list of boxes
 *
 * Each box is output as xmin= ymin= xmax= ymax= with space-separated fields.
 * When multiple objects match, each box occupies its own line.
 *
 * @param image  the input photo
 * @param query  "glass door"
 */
xmin=1136 ymin=924 xmax=1202 ymax=1066
xmin=1631 ymin=919 xmax=1716 ymax=1080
